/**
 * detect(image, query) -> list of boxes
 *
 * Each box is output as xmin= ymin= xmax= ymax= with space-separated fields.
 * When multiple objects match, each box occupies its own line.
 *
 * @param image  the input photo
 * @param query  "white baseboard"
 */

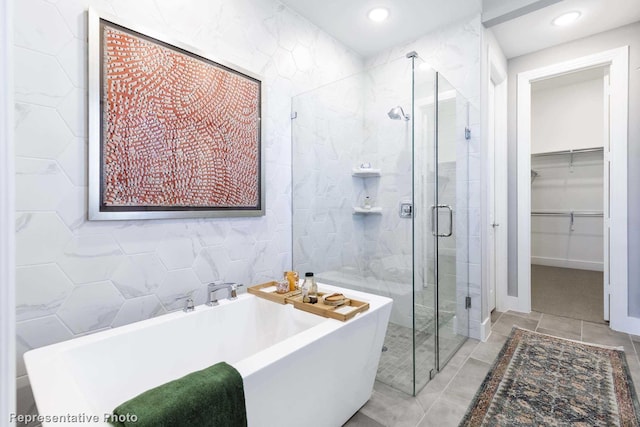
xmin=497 ymin=295 xmax=526 ymax=314
xmin=610 ymin=313 xmax=640 ymax=335
xmin=531 ymin=256 xmax=603 ymax=272
xmin=479 ymin=316 xmax=491 ymax=342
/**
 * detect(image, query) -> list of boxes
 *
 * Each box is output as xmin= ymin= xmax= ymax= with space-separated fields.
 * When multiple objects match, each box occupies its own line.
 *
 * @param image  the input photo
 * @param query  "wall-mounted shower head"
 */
xmin=388 ymin=106 xmax=410 ymax=121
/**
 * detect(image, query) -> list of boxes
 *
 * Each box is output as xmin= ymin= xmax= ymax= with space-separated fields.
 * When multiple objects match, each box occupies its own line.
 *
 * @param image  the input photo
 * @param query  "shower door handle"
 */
xmin=430 ymin=205 xmax=437 ymax=236
xmin=441 ymin=205 xmax=453 ymax=237
xmin=431 ymin=204 xmax=453 ymax=237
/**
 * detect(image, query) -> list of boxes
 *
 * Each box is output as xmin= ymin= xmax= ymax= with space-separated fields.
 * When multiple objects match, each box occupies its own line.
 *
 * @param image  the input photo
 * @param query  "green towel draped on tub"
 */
xmin=110 ymin=361 xmax=247 ymax=427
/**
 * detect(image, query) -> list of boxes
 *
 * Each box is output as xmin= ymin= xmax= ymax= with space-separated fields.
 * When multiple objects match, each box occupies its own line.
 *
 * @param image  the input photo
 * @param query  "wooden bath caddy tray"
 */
xmin=247 ymin=281 xmax=300 ymax=304
xmin=247 ymin=283 xmax=369 ymax=321
xmin=287 ymin=293 xmax=369 ymax=321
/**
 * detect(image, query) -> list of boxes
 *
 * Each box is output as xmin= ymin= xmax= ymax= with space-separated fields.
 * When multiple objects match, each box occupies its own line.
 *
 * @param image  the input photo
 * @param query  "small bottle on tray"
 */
xmin=301 ymin=272 xmax=317 ymax=303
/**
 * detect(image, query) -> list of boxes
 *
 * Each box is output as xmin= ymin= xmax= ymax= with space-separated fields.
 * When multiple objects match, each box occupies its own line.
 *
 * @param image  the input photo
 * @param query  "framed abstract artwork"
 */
xmin=88 ymin=10 xmax=263 ymax=220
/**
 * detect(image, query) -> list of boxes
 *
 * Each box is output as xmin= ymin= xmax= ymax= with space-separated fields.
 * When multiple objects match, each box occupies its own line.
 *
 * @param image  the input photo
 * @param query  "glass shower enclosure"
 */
xmin=291 ymin=53 xmax=470 ymax=395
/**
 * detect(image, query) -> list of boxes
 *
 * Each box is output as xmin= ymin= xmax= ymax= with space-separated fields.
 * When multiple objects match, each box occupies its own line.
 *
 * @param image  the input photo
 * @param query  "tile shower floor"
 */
xmin=376 ymin=309 xmax=462 ymax=394
xmin=376 ymin=287 xmax=463 ymax=394
xmin=345 ymin=310 xmax=640 ymax=427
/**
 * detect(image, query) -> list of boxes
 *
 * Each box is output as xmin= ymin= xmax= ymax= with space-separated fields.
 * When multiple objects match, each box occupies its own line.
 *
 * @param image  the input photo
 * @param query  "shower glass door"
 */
xmin=412 ymin=63 xmax=438 ymax=393
xmin=434 ymin=73 xmax=469 ymax=370
xmin=412 ymin=63 xmax=469 ymax=392
xmin=291 ymin=55 xmax=470 ymax=396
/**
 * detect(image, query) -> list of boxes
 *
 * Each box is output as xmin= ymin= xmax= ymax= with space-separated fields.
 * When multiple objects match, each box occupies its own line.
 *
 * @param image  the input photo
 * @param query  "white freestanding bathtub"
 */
xmin=24 ymin=284 xmax=392 ymax=427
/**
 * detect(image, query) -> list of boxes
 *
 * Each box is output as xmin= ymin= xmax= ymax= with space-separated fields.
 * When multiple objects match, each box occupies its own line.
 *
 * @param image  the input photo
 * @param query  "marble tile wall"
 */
xmin=292 ymin=57 xmax=416 ymax=263
xmin=292 ymin=16 xmax=483 ymax=339
xmin=291 ymin=71 xmax=366 ymax=276
xmin=14 ymin=0 xmax=363 ymax=421
xmin=365 ymin=16 xmax=484 ymax=339
xmin=360 ymin=58 xmax=414 ymax=279
xmin=292 ymin=56 xmax=416 ymax=327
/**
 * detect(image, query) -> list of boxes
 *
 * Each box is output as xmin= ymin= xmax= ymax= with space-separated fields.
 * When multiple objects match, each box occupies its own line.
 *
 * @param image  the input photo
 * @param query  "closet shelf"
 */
xmin=531 ymin=210 xmax=603 ymax=231
xmin=531 ymin=147 xmax=603 ymax=157
xmin=531 ymin=210 xmax=603 ymax=217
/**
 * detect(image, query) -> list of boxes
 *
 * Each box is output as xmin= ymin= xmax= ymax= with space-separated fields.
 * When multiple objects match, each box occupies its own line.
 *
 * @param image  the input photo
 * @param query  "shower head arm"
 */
xmin=388 ymin=106 xmax=410 ymax=121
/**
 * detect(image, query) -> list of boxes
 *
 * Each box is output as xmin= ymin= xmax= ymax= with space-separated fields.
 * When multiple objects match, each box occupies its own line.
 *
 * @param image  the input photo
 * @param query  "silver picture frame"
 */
xmin=88 ymin=9 xmax=264 ymax=220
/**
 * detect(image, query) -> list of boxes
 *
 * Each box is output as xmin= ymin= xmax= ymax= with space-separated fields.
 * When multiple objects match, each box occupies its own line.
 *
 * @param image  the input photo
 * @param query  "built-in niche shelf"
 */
xmin=352 ymin=207 xmax=382 ymax=215
xmin=352 ymin=168 xmax=381 ymax=177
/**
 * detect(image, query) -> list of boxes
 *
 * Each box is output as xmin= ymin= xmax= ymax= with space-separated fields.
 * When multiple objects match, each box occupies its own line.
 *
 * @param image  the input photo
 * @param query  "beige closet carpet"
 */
xmin=531 ymin=265 xmax=605 ymax=324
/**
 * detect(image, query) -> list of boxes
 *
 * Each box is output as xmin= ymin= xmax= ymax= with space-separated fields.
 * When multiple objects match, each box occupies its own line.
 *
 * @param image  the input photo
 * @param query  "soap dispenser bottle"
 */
xmin=301 ymin=272 xmax=317 ymax=303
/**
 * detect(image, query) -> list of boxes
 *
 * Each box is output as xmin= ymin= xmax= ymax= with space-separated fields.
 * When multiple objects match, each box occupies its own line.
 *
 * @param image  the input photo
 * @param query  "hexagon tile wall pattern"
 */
xmin=14 ymin=0 xmax=485 ymax=423
xmin=14 ymin=0 xmax=364 ymax=421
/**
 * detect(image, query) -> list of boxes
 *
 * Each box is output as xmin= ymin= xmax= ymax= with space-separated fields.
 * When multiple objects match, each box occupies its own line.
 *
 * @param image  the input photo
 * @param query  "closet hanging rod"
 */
xmin=531 ymin=147 xmax=604 ymax=158
xmin=531 ymin=211 xmax=603 ymax=217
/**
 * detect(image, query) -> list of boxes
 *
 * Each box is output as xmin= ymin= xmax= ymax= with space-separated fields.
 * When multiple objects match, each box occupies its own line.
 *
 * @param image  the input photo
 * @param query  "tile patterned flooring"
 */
xmin=344 ymin=310 xmax=640 ymax=427
xmin=376 ymin=310 xmax=461 ymax=394
xmin=376 ymin=323 xmax=422 ymax=394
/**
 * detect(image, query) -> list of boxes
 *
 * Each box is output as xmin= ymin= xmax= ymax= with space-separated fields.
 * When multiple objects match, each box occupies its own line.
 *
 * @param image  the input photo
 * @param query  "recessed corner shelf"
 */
xmin=353 ymin=207 xmax=382 ymax=215
xmin=352 ymin=168 xmax=381 ymax=177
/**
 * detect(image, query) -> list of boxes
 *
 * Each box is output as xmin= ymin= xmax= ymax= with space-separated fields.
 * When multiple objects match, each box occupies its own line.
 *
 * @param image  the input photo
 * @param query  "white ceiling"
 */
xmin=279 ymin=0 xmax=482 ymax=57
xmin=280 ymin=0 xmax=640 ymax=60
xmin=490 ymin=0 xmax=640 ymax=58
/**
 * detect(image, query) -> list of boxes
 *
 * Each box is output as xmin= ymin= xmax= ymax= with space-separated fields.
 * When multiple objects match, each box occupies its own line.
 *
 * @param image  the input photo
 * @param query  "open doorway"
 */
xmin=529 ymin=67 xmax=609 ymax=323
xmin=514 ymin=47 xmax=637 ymax=335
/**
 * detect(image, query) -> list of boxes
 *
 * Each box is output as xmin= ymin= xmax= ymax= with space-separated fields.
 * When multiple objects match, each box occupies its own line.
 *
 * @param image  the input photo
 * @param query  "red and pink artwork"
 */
xmin=100 ymin=24 xmax=261 ymax=211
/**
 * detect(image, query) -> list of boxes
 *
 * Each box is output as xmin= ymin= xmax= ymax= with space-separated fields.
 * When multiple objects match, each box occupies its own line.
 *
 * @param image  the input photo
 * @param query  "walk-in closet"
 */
xmin=530 ymin=66 xmax=609 ymax=323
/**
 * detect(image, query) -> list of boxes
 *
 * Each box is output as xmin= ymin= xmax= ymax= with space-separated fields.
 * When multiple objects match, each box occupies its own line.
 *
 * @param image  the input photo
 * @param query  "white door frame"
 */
xmin=487 ymin=55 xmax=508 ymax=315
xmin=602 ymin=70 xmax=611 ymax=322
xmin=1 ymin=0 xmax=16 ymax=424
xmin=515 ymin=46 xmax=638 ymax=334
xmin=488 ymin=80 xmax=496 ymax=313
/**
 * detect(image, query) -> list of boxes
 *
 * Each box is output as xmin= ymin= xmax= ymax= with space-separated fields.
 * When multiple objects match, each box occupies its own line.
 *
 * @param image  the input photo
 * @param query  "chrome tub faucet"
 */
xmin=206 ymin=282 xmax=242 ymax=306
xmin=183 ymin=298 xmax=195 ymax=312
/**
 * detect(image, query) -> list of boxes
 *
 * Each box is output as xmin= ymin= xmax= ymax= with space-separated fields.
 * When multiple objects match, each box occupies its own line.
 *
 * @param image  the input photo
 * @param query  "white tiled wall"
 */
xmin=293 ymin=16 xmax=484 ymax=338
xmin=291 ymin=70 xmax=365 ymax=275
xmin=14 ymin=0 xmax=363 ymax=421
xmin=369 ymin=16 xmax=484 ymax=339
xmin=15 ymin=1 xmax=485 ymax=421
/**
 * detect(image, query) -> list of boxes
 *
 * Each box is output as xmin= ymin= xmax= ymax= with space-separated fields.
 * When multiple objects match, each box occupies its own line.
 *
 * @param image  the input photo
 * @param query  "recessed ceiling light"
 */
xmin=368 ymin=8 xmax=389 ymax=22
xmin=552 ymin=11 xmax=581 ymax=26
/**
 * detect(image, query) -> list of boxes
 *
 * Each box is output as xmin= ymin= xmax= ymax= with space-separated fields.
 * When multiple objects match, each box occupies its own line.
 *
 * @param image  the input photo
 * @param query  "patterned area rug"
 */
xmin=460 ymin=328 xmax=640 ymax=426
